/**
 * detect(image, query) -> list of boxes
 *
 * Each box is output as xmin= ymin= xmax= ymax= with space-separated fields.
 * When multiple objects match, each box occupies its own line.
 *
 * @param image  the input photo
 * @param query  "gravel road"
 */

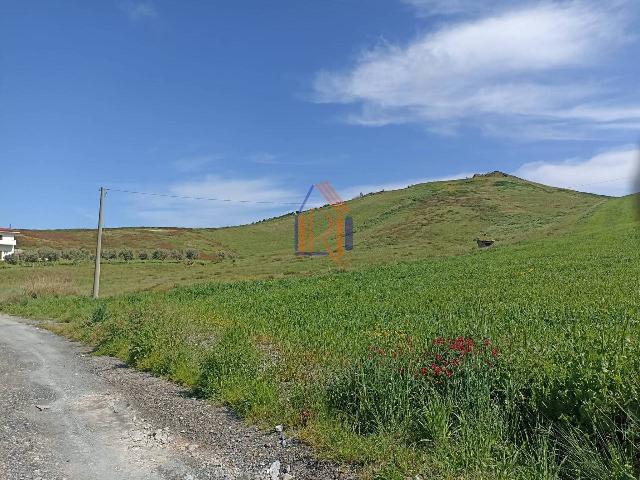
xmin=0 ymin=314 xmax=355 ymax=480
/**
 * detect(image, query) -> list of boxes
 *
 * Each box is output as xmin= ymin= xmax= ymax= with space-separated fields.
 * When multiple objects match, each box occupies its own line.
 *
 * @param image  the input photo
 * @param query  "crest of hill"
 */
xmin=16 ymin=173 xmax=609 ymax=264
xmin=472 ymin=170 xmax=509 ymax=178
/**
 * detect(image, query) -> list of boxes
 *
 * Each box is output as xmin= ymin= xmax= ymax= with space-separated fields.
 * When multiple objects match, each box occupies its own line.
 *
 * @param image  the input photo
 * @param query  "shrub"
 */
xmin=21 ymin=250 xmax=40 ymax=263
xmin=61 ymin=248 xmax=90 ymax=261
xmin=101 ymin=249 xmax=117 ymax=260
xmin=185 ymin=249 xmax=199 ymax=260
xmin=118 ymin=248 xmax=134 ymax=261
xmin=37 ymin=247 xmax=59 ymax=262
xmin=4 ymin=253 xmax=19 ymax=264
xmin=128 ymin=323 xmax=157 ymax=367
xmin=89 ymin=302 xmax=109 ymax=325
xmin=137 ymin=250 xmax=150 ymax=260
xmin=151 ymin=248 xmax=169 ymax=261
xmin=170 ymin=249 xmax=184 ymax=261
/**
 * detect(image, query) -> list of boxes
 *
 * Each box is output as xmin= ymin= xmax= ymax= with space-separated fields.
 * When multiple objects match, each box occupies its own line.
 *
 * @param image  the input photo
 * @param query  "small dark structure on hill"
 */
xmin=473 ymin=171 xmax=509 ymax=178
xmin=476 ymin=238 xmax=495 ymax=248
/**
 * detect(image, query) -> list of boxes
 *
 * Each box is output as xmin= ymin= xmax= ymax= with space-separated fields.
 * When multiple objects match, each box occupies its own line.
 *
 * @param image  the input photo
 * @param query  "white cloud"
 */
xmin=122 ymin=1 xmax=158 ymax=21
xmin=514 ymin=145 xmax=639 ymax=196
xmin=314 ymin=1 xmax=639 ymax=138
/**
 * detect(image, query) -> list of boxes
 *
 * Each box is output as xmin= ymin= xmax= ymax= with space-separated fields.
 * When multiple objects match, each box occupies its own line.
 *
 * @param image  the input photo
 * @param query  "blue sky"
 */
xmin=1 ymin=0 xmax=639 ymax=229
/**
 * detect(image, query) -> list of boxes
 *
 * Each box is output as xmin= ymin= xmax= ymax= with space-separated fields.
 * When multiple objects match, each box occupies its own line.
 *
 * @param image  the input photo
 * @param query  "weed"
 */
xmin=89 ymin=302 xmax=109 ymax=325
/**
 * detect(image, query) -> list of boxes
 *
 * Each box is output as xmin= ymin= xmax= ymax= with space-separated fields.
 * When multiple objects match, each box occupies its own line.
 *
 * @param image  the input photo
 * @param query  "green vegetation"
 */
xmin=1 ymin=174 xmax=638 ymax=478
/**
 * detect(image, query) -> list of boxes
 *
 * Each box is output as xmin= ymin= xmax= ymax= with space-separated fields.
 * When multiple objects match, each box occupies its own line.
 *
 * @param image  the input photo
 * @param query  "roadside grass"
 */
xmin=3 ymin=195 xmax=639 ymax=479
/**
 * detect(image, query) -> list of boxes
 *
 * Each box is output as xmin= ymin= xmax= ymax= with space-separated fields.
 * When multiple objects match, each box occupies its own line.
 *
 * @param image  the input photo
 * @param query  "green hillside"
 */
xmin=3 ymin=172 xmax=609 ymax=299
xmin=19 ymin=172 xmax=606 ymax=260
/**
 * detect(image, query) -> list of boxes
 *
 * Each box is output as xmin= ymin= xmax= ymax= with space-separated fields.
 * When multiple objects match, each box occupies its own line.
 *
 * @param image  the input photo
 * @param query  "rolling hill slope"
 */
xmin=17 ymin=171 xmax=606 ymax=262
xmin=1 ymin=171 xmax=615 ymax=299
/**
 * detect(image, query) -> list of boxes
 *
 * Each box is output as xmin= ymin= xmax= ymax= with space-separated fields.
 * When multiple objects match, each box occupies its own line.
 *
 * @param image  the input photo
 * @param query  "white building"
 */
xmin=0 ymin=228 xmax=18 ymax=260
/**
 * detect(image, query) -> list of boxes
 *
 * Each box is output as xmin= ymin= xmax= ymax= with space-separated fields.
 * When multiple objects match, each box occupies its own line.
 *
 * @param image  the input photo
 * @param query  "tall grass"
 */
xmin=23 ymin=273 xmax=79 ymax=298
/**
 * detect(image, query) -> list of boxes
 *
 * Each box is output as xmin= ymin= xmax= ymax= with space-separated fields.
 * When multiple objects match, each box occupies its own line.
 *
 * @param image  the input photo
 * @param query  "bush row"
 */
xmin=4 ymin=247 xmax=199 ymax=264
xmin=100 ymin=248 xmax=199 ymax=261
xmin=5 ymin=247 xmax=88 ymax=263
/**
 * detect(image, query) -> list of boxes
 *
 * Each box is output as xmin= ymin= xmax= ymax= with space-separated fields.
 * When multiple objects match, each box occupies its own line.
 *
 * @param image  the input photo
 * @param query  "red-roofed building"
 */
xmin=0 ymin=228 xmax=19 ymax=260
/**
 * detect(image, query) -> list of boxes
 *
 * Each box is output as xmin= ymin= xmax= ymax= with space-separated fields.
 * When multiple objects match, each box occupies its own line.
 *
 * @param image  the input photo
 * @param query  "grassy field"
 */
xmin=1 ymin=174 xmax=638 ymax=479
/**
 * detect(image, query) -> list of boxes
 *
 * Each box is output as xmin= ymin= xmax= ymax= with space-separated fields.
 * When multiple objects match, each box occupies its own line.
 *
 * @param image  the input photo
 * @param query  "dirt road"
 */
xmin=0 ymin=314 xmax=352 ymax=480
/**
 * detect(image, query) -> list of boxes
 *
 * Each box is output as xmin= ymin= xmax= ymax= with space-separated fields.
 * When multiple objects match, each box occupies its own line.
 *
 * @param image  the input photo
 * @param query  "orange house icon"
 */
xmin=294 ymin=181 xmax=353 ymax=264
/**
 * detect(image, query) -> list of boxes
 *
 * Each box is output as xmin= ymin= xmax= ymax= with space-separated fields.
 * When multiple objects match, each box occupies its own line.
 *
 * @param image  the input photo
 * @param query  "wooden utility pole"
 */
xmin=92 ymin=187 xmax=105 ymax=299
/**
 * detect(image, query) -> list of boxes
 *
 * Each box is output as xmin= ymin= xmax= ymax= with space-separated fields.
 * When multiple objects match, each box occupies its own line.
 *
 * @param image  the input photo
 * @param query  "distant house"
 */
xmin=0 ymin=228 xmax=19 ymax=260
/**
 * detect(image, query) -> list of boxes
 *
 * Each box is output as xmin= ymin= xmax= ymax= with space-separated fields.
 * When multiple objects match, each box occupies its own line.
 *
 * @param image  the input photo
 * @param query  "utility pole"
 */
xmin=92 ymin=187 xmax=105 ymax=299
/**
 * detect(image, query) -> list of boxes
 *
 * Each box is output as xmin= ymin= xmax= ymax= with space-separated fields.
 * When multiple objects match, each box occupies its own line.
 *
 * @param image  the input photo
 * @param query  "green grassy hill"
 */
xmin=19 ymin=172 xmax=606 ymax=260
xmin=0 ymin=172 xmax=606 ymax=299
xmin=6 ymin=172 xmax=609 ymax=298
xmin=2 ymin=174 xmax=639 ymax=479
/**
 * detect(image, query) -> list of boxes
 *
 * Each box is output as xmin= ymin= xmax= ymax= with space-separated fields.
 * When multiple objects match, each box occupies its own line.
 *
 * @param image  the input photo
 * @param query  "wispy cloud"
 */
xmin=129 ymin=176 xmax=302 ymax=227
xmin=514 ymin=145 xmax=639 ymax=196
xmin=401 ymin=0 xmax=523 ymax=17
xmin=247 ymin=152 xmax=319 ymax=166
xmin=172 ymin=155 xmax=220 ymax=173
xmin=247 ymin=152 xmax=279 ymax=164
xmin=314 ymin=1 xmax=639 ymax=139
xmin=122 ymin=1 xmax=158 ymax=21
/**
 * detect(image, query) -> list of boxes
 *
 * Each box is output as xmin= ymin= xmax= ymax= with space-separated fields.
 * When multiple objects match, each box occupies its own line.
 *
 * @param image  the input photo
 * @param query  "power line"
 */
xmin=106 ymin=174 xmax=634 ymax=207
xmin=106 ymin=188 xmax=301 ymax=206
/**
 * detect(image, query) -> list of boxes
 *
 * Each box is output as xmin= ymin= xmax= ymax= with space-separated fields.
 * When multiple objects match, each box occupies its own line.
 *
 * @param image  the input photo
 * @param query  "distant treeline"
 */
xmin=4 ymin=247 xmax=201 ymax=264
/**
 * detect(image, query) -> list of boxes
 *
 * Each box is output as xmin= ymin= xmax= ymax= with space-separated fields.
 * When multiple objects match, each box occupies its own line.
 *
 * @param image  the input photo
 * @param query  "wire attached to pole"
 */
xmin=106 ymin=188 xmax=301 ymax=206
